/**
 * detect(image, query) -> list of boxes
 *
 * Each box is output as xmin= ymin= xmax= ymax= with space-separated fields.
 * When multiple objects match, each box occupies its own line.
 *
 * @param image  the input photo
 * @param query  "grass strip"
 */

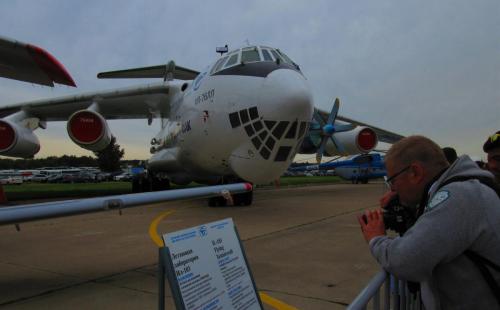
xmin=2 ymin=176 xmax=344 ymax=201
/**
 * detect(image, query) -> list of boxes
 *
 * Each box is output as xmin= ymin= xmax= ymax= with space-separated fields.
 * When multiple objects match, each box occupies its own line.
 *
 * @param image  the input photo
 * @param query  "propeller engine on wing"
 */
xmin=313 ymin=98 xmax=355 ymax=163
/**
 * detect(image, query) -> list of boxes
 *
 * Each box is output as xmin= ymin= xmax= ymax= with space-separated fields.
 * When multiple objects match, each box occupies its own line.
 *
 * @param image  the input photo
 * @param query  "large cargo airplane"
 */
xmin=0 ymin=45 xmax=403 ymax=205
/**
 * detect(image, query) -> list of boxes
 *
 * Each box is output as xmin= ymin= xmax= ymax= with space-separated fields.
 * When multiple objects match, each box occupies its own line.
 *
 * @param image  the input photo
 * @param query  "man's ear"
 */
xmin=408 ymin=162 xmax=425 ymax=185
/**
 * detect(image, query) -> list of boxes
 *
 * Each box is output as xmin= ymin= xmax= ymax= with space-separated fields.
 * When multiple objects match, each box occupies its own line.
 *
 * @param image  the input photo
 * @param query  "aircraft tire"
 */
xmin=208 ymin=196 xmax=227 ymax=207
xmin=132 ymin=174 xmax=149 ymax=193
xmin=233 ymin=190 xmax=253 ymax=206
xmin=151 ymin=176 xmax=170 ymax=191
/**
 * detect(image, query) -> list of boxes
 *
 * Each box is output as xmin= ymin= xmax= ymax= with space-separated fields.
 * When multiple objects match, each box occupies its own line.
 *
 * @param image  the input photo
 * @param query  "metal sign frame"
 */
xmin=158 ymin=220 xmax=263 ymax=310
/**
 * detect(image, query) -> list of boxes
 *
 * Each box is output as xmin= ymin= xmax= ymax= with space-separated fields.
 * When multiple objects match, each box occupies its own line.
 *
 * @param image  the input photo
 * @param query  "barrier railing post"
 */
xmin=159 ymin=247 xmax=166 ymax=310
xmin=399 ymin=279 xmax=406 ymax=310
xmin=392 ymin=275 xmax=400 ymax=310
xmin=384 ymin=274 xmax=390 ymax=309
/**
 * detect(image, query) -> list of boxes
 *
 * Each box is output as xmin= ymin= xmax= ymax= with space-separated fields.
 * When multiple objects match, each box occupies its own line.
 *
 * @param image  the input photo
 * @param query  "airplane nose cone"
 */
xmin=259 ymin=69 xmax=314 ymax=119
xmin=229 ymin=69 xmax=314 ymax=184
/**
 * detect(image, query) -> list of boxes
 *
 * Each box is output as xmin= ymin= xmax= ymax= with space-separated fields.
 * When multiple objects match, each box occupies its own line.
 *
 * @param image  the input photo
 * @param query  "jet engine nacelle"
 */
xmin=0 ymin=119 xmax=40 ymax=158
xmin=67 ymin=110 xmax=112 ymax=152
xmin=325 ymin=127 xmax=378 ymax=156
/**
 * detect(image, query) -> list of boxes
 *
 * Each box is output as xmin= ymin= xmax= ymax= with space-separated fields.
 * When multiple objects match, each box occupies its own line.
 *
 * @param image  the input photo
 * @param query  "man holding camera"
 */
xmin=358 ymin=135 xmax=500 ymax=309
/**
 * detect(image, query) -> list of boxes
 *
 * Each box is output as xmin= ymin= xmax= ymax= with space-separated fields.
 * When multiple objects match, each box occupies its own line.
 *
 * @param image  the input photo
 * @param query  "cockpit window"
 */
xmin=270 ymin=50 xmax=284 ymax=64
xmin=211 ymin=56 xmax=228 ymax=74
xmin=224 ymin=52 xmax=239 ymax=68
xmin=277 ymin=49 xmax=295 ymax=64
xmin=261 ymin=49 xmax=273 ymax=61
xmin=210 ymin=46 xmax=301 ymax=75
xmin=241 ymin=47 xmax=260 ymax=63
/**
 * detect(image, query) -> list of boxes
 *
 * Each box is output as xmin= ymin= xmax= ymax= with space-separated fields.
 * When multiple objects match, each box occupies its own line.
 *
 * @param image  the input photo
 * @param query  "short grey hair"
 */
xmin=386 ymin=135 xmax=449 ymax=171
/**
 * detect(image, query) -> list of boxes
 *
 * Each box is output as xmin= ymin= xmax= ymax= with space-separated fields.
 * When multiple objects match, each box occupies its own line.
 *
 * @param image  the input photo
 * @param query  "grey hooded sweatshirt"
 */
xmin=370 ymin=155 xmax=500 ymax=309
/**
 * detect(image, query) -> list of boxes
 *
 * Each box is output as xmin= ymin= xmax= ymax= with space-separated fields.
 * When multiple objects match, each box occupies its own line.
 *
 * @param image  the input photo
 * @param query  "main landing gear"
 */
xmin=132 ymin=173 xmax=170 ymax=192
xmin=208 ymin=190 xmax=253 ymax=207
xmin=132 ymin=172 xmax=253 ymax=207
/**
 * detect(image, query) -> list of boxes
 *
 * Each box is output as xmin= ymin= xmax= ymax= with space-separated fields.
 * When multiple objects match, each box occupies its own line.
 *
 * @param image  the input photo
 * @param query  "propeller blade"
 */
xmin=331 ymin=136 xmax=346 ymax=155
xmin=313 ymin=110 xmax=325 ymax=126
xmin=316 ymin=136 xmax=329 ymax=164
xmin=326 ymin=98 xmax=340 ymax=125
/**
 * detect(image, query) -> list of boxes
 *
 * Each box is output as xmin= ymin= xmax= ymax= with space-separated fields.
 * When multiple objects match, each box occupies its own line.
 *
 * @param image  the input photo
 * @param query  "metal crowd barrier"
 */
xmin=347 ymin=270 xmax=423 ymax=310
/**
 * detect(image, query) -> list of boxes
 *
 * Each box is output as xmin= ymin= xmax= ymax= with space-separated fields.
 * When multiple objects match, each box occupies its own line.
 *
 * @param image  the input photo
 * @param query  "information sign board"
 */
xmin=162 ymin=218 xmax=263 ymax=310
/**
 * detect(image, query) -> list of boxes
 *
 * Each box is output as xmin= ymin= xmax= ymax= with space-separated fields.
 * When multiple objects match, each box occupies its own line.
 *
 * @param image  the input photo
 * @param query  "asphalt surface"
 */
xmin=0 ymin=183 xmax=385 ymax=309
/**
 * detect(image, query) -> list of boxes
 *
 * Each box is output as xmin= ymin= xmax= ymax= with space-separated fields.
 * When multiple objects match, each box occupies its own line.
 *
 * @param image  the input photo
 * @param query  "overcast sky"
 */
xmin=0 ymin=0 xmax=498 ymax=161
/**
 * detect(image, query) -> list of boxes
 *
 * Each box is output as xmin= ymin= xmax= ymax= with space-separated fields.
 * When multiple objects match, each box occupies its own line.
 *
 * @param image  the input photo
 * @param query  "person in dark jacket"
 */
xmin=484 ymin=130 xmax=500 ymax=182
xmin=442 ymin=147 xmax=457 ymax=164
xmin=358 ymin=135 xmax=500 ymax=309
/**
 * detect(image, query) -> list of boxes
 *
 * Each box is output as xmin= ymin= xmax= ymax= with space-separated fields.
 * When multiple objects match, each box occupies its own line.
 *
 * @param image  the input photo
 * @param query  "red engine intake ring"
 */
xmin=68 ymin=111 xmax=104 ymax=144
xmin=0 ymin=120 xmax=16 ymax=151
xmin=357 ymin=128 xmax=377 ymax=152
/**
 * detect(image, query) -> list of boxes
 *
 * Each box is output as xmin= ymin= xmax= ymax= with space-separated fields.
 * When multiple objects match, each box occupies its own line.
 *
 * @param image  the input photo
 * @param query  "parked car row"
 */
xmin=114 ymin=173 xmax=133 ymax=181
xmin=0 ymin=169 xmax=142 ymax=184
xmin=0 ymin=175 xmax=23 ymax=185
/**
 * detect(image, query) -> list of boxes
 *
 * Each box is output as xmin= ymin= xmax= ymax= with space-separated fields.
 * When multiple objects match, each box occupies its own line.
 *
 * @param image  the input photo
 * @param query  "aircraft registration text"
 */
xmin=195 ymin=89 xmax=215 ymax=105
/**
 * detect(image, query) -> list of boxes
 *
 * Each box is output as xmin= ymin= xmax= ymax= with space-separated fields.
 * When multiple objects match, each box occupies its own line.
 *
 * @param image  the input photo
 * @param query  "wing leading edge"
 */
xmin=0 ymin=82 xmax=175 ymax=120
xmin=0 ymin=35 xmax=76 ymax=87
xmin=315 ymin=107 xmax=404 ymax=144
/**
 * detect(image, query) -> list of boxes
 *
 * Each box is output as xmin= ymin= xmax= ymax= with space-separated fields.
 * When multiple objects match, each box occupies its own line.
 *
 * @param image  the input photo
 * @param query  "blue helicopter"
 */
xmin=289 ymin=153 xmax=386 ymax=184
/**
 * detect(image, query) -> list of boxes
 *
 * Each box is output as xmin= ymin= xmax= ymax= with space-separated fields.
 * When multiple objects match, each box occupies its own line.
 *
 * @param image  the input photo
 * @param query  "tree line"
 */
xmin=0 ymin=137 xmax=141 ymax=172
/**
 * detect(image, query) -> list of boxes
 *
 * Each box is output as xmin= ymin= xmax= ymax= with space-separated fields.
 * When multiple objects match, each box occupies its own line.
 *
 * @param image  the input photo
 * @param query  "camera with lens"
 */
xmin=382 ymin=195 xmax=417 ymax=235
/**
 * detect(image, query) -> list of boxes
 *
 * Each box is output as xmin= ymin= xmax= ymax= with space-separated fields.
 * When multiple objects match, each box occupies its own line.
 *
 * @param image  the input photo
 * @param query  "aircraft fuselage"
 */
xmin=148 ymin=54 xmax=314 ymax=185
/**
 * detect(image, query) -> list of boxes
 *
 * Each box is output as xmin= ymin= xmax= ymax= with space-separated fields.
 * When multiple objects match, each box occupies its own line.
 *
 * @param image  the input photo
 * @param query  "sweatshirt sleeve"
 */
xmin=369 ymin=182 xmax=484 ymax=282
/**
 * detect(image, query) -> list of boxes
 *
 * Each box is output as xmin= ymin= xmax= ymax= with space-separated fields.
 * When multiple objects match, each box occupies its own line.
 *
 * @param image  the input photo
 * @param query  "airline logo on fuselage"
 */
xmin=193 ymin=72 xmax=207 ymax=91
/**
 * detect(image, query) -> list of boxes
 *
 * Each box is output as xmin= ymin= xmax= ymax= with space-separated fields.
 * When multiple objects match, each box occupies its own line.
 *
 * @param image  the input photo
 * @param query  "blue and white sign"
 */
xmin=163 ymin=218 xmax=262 ymax=310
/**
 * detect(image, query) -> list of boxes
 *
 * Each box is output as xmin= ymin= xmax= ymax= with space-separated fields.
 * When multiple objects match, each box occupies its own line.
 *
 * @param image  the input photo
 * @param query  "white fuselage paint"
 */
xmin=147 ymin=65 xmax=313 ymax=185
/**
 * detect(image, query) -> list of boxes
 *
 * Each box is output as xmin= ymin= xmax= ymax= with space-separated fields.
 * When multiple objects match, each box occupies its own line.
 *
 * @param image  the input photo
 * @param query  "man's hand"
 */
xmin=357 ymin=209 xmax=386 ymax=243
xmin=380 ymin=191 xmax=397 ymax=209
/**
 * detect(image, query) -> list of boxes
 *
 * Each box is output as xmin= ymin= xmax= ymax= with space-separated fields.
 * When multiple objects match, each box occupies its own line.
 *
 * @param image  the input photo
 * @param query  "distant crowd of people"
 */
xmin=358 ymin=131 xmax=500 ymax=309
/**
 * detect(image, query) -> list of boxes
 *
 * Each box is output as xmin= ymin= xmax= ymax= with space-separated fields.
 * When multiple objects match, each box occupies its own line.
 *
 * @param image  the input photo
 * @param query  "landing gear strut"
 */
xmin=132 ymin=172 xmax=170 ymax=192
xmin=208 ymin=183 xmax=253 ymax=207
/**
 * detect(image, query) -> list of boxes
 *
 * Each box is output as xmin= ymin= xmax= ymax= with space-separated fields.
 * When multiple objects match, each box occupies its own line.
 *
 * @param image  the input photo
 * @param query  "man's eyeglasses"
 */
xmin=384 ymin=165 xmax=411 ymax=189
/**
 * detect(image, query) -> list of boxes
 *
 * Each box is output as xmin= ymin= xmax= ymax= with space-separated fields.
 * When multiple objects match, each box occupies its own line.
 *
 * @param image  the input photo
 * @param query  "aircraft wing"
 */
xmin=315 ymin=108 xmax=404 ymax=144
xmin=0 ymin=35 xmax=76 ymax=87
xmin=336 ymin=115 xmax=404 ymax=144
xmin=0 ymin=82 xmax=173 ymax=120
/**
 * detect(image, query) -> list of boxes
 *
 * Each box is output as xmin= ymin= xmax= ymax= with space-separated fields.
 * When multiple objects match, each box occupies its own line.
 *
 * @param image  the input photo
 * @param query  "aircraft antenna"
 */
xmin=216 ymin=45 xmax=228 ymax=56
